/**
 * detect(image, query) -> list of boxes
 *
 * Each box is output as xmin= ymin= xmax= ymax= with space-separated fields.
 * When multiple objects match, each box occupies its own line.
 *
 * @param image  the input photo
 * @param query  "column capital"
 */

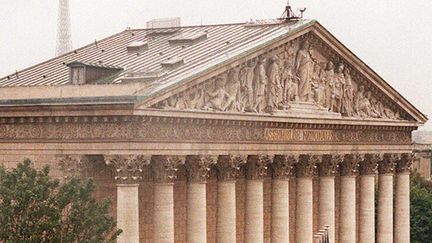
xmin=216 ymin=154 xmax=247 ymax=181
xmin=104 ymin=155 xmax=151 ymax=183
xmin=360 ymin=153 xmax=382 ymax=175
xmin=378 ymin=153 xmax=399 ymax=174
xmin=185 ymin=155 xmax=217 ymax=182
xmin=246 ymin=154 xmax=271 ymax=180
xmin=340 ymin=154 xmax=363 ymax=176
xmin=319 ymin=154 xmax=343 ymax=177
xmin=296 ymin=154 xmax=321 ymax=178
xmin=271 ymin=154 xmax=298 ymax=179
xmin=152 ymin=155 xmax=186 ymax=183
xmin=396 ymin=153 xmax=415 ymax=174
xmin=58 ymin=155 xmax=96 ymax=179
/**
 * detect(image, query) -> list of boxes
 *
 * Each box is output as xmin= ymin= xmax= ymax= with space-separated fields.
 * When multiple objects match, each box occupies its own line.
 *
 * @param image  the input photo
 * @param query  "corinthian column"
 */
xmin=377 ymin=153 xmax=398 ymax=243
xmin=215 ymin=155 xmax=247 ymax=243
xmin=395 ymin=153 xmax=413 ymax=243
xmin=339 ymin=154 xmax=362 ymax=243
xmin=271 ymin=155 xmax=297 ymax=243
xmin=104 ymin=155 xmax=151 ymax=243
xmin=185 ymin=155 xmax=216 ymax=243
xmin=245 ymin=154 xmax=271 ymax=243
xmin=359 ymin=154 xmax=380 ymax=243
xmin=152 ymin=155 xmax=185 ymax=243
xmin=296 ymin=154 xmax=320 ymax=243
xmin=318 ymin=154 xmax=342 ymax=243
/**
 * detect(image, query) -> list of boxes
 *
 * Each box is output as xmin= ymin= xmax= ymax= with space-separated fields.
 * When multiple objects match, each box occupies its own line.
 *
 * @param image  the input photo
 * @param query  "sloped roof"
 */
xmin=0 ymin=19 xmax=426 ymax=125
xmin=0 ymin=19 xmax=313 ymax=87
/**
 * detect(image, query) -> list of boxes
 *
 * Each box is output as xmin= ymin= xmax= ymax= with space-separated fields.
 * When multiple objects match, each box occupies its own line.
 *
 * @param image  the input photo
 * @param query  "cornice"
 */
xmin=0 ymin=114 xmax=415 ymax=132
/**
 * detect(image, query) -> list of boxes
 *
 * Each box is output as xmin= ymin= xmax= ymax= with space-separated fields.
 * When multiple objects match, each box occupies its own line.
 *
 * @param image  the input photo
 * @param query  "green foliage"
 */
xmin=0 ymin=159 xmax=121 ymax=242
xmin=411 ymin=172 xmax=432 ymax=243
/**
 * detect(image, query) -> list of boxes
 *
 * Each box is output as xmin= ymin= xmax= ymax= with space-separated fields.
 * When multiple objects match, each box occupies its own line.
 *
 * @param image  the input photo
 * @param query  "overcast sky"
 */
xmin=0 ymin=0 xmax=431 ymax=129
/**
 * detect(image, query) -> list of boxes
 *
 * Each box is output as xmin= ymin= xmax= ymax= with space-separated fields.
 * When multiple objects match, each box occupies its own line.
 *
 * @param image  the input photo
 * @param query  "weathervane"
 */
xmin=280 ymin=0 xmax=306 ymax=21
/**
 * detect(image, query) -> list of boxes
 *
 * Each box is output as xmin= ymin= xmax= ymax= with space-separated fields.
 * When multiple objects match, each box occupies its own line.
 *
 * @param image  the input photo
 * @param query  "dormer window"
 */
xmin=168 ymin=32 xmax=207 ymax=46
xmin=127 ymin=41 xmax=148 ymax=53
xmin=67 ymin=61 xmax=123 ymax=85
xmin=161 ymin=57 xmax=184 ymax=70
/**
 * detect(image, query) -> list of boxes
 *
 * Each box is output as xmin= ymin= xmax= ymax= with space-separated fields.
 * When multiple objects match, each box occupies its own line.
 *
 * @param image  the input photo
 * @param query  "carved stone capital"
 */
xmin=104 ymin=155 xmax=151 ymax=183
xmin=319 ymin=154 xmax=343 ymax=177
xmin=339 ymin=154 xmax=363 ymax=176
xmin=216 ymin=154 xmax=247 ymax=181
xmin=245 ymin=154 xmax=272 ymax=180
xmin=396 ymin=153 xmax=414 ymax=174
xmin=58 ymin=155 xmax=94 ymax=179
xmin=378 ymin=153 xmax=400 ymax=174
xmin=271 ymin=154 xmax=298 ymax=179
xmin=152 ymin=155 xmax=186 ymax=183
xmin=296 ymin=155 xmax=321 ymax=178
xmin=359 ymin=153 xmax=382 ymax=175
xmin=185 ymin=155 xmax=217 ymax=182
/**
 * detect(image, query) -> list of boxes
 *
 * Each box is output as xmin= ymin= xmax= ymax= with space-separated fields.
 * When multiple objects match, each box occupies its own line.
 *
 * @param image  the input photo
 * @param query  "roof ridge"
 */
xmin=129 ymin=18 xmax=311 ymax=31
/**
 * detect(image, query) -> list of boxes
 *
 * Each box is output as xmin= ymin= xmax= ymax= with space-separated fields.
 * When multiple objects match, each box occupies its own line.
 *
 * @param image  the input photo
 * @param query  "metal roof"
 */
xmin=0 ymin=19 xmax=313 ymax=88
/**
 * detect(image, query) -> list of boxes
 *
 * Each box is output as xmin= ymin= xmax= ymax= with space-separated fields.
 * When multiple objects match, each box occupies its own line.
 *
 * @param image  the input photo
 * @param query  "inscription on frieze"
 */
xmin=264 ymin=128 xmax=410 ymax=143
xmin=265 ymin=128 xmax=333 ymax=142
xmin=0 ymin=118 xmax=411 ymax=145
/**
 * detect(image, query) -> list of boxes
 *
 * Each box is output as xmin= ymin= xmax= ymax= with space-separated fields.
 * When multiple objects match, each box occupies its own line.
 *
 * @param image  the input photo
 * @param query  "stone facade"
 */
xmin=0 ymin=19 xmax=427 ymax=243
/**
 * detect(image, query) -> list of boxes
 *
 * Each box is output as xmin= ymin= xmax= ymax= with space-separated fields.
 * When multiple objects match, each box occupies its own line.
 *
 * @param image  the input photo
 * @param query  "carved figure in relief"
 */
xmin=357 ymin=90 xmax=376 ymax=118
xmin=281 ymin=59 xmax=298 ymax=103
xmin=370 ymin=97 xmax=383 ymax=118
xmin=322 ymin=61 xmax=335 ymax=109
xmin=225 ymin=67 xmax=242 ymax=111
xmin=266 ymin=56 xmax=283 ymax=111
xmin=185 ymin=88 xmax=205 ymax=109
xmin=329 ymin=63 xmax=345 ymax=112
xmin=239 ymin=60 xmax=256 ymax=111
xmin=152 ymin=37 xmax=404 ymax=121
xmin=295 ymin=40 xmax=314 ymax=101
xmin=341 ymin=68 xmax=354 ymax=116
xmin=204 ymin=77 xmax=235 ymax=111
xmin=311 ymin=63 xmax=325 ymax=106
xmin=253 ymin=57 xmax=268 ymax=112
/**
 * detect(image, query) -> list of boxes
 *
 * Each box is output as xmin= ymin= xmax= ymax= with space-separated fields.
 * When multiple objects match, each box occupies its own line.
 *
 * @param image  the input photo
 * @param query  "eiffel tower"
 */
xmin=56 ymin=0 xmax=72 ymax=56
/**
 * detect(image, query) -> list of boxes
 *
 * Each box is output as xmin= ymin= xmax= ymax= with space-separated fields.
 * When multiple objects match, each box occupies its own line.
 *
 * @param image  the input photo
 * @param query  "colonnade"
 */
xmin=101 ymin=152 xmax=413 ymax=243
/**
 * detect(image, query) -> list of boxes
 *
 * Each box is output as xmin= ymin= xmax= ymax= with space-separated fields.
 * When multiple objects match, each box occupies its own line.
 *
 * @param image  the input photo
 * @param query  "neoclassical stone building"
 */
xmin=0 ymin=19 xmax=427 ymax=243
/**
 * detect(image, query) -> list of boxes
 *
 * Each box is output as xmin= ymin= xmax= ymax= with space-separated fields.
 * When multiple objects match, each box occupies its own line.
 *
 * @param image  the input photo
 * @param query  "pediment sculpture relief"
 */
xmin=152 ymin=34 xmax=407 ymax=120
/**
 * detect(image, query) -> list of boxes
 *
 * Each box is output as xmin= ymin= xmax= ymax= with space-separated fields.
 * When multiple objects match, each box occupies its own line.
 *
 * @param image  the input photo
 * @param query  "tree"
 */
xmin=411 ymin=172 xmax=432 ymax=242
xmin=0 ymin=159 xmax=121 ymax=242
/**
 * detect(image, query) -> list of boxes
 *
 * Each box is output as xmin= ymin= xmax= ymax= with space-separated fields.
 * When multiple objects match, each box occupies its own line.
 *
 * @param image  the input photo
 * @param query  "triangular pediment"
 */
xmin=136 ymin=21 xmax=427 ymax=124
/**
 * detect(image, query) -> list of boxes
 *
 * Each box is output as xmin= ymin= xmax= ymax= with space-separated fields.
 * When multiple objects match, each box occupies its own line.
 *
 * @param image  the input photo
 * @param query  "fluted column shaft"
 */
xmin=187 ymin=183 xmax=206 ymax=243
xmin=295 ymin=155 xmax=320 ymax=243
xmin=378 ymin=174 xmax=393 ymax=243
xmin=272 ymin=179 xmax=289 ymax=242
xmin=395 ymin=173 xmax=410 ymax=243
xmin=217 ymin=181 xmax=236 ymax=242
xmin=216 ymin=155 xmax=246 ymax=243
xmin=395 ymin=154 xmax=413 ymax=243
xmin=359 ymin=175 xmax=375 ymax=243
xmin=185 ymin=155 xmax=215 ymax=243
xmin=117 ymin=184 xmax=139 ymax=243
xmin=318 ymin=154 xmax=341 ymax=243
xmin=338 ymin=154 xmax=361 ymax=243
xmin=377 ymin=154 xmax=397 ymax=243
xmin=246 ymin=179 xmax=264 ymax=243
xmin=152 ymin=155 xmax=185 ymax=243
xmin=339 ymin=176 xmax=357 ymax=243
xmin=359 ymin=154 xmax=379 ymax=243
xmin=245 ymin=155 xmax=270 ymax=243
xmin=154 ymin=183 xmax=175 ymax=242
xmin=271 ymin=155 xmax=296 ymax=243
